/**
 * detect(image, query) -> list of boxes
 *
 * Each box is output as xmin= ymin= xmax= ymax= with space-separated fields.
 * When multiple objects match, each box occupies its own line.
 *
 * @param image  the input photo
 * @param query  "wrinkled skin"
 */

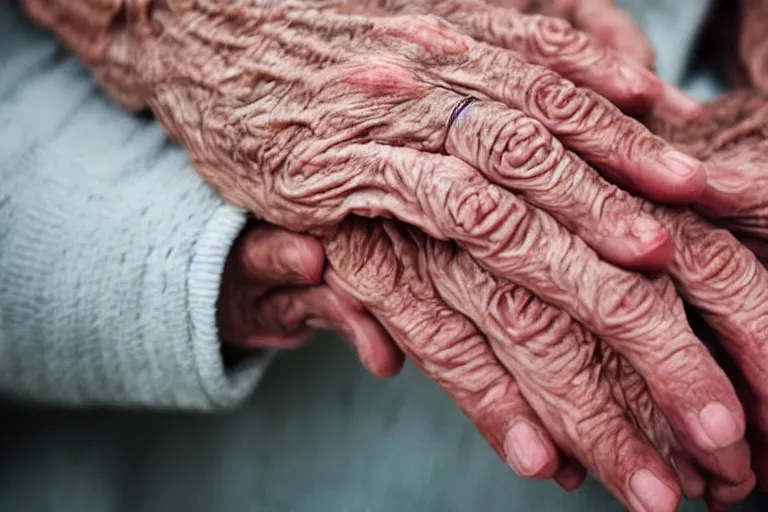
xmin=481 ymin=0 xmax=657 ymax=68
xmin=216 ymin=221 xmax=403 ymax=377
xmin=22 ymin=0 xmax=767 ymax=510
xmin=323 ymin=216 xmax=760 ymax=511
xmin=649 ymin=91 xmax=768 ymax=491
xmin=370 ymin=0 xmax=662 ymax=92
xmin=317 ymin=161 xmax=768 ymax=510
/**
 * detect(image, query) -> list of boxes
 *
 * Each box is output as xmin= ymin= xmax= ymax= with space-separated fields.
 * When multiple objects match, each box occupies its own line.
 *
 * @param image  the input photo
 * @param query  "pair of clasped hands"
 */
xmin=201 ymin=1 xmax=767 ymax=510
xmin=46 ymin=0 xmax=768 ymax=509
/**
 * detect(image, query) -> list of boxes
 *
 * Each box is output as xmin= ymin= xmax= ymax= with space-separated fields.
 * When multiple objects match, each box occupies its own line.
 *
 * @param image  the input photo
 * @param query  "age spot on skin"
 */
xmin=343 ymin=59 xmax=427 ymax=97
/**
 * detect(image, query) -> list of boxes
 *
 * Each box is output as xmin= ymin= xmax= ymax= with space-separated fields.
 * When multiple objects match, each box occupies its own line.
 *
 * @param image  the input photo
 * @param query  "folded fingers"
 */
xmin=250 ymin=284 xmax=404 ymax=378
xmin=342 ymin=220 xmax=685 ymax=512
xmin=324 ymin=219 xmax=561 ymax=480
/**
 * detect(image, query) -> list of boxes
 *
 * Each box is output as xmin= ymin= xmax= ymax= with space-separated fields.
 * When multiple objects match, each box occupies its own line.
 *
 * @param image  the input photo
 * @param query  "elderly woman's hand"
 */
xmin=649 ymin=91 xmax=768 ymax=492
xmin=24 ymin=0 xmax=760 ymax=506
xmin=382 ymin=0 xmax=660 ymax=75
xmin=216 ymin=220 xmax=403 ymax=377
xmin=324 ymin=217 xmax=757 ymax=512
xmin=25 ymin=0 xmax=711 ymax=243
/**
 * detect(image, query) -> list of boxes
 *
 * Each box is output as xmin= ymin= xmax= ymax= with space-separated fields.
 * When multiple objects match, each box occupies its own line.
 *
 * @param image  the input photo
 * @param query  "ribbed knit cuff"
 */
xmin=186 ymin=205 xmax=277 ymax=409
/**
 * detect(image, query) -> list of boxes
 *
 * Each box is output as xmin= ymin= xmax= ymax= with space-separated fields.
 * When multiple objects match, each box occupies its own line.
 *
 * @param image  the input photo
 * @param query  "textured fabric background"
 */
xmin=1 ymin=1 xmax=765 ymax=511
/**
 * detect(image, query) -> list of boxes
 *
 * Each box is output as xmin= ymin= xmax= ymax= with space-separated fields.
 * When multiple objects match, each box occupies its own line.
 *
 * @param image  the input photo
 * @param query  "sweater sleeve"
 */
xmin=0 ymin=6 xmax=272 ymax=410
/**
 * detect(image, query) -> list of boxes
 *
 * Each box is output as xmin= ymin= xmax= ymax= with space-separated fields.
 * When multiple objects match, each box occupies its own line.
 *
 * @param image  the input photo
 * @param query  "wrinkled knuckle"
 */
xmin=595 ymin=273 xmax=655 ymax=331
xmin=495 ymin=114 xmax=564 ymax=183
xmin=326 ymin=221 xmax=402 ymax=298
xmin=595 ymin=186 xmax=645 ymax=229
xmin=655 ymin=341 xmax=710 ymax=384
xmin=582 ymin=416 xmax=634 ymax=467
xmin=679 ymin=224 xmax=749 ymax=287
xmin=419 ymin=323 xmax=500 ymax=393
xmin=429 ymin=165 xmax=533 ymax=244
xmin=491 ymin=286 xmax=573 ymax=354
xmin=621 ymin=129 xmax=662 ymax=163
xmin=444 ymin=179 xmax=505 ymax=238
xmin=525 ymin=14 xmax=589 ymax=59
xmin=470 ymin=371 xmax=517 ymax=410
xmin=568 ymin=402 xmax=629 ymax=455
xmin=527 ymin=71 xmax=607 ymax=133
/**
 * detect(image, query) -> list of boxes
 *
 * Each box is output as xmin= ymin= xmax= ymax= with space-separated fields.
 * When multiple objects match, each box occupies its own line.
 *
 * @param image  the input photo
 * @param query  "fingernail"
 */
xmin=504 ymin=421 xmax=551 ymax=477
xmin=660 ymin=149 xmax=703 ymax=178
xmin=706 ymin=165 xmax=751 ymax=194
xmin=686 ymin=402 xmax=744 ymax=451
xmin=618 ymin=62 xmax=658 ymax=101
xmin=286 ymin=243 xmax=308 ymax=279
xmin=628 ymin=469 xmax=679 ymax=512
xmin=630 ymin=216 xmax=665 ymax=245
xmin=662 ymin=86 xmax=703 ymax=118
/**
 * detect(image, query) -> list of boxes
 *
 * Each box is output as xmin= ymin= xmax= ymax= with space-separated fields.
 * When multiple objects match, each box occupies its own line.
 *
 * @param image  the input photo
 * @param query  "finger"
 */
xmin=324 ymin=219 xmax=561 ymax=480
xmin=422 ymin=233 xmax=682 ymax=512
xmin=251 ymin=284 xmax=404 ymax=378
xmin=489 ymin=0 xmax=656 ymax=71
xmin=649 ymin=276 xmax=747 ymax=502
xmin=696 ymin=149 xmax=768 ymax=235
xmin=237 ymin=223 xmax=326 ymax=285
xmin=571 ymin=0 xmax=656 ymax=70
xmin=443 ymin=6 xmax=688 ymax=116
xmin=394 ymin=0 xmax=693 ymax=118
xmin=657 ymin=208 xmax=768 ymax=485
xmin=720 ymin=352 xmax=768 ymax=497
xmin=445 ymin=100 xmax=673 ymax=269
xmin=334 ymin=14 xmax=705 ymax=203
xmin=329 ymin=144 xmax=745 ymax=472
xmin=430 ymin=41 xmax=708 ymax=203
xmin=645 ymin=92 xmax=768 ymax=219
xmin=707 ymin=474 xmax=757 ymax=510
xmin=554 ymin=458 xmax=587 ymax=492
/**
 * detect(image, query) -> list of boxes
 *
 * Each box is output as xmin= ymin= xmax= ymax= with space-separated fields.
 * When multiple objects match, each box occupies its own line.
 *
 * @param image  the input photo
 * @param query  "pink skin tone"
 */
xmin=217 ymin=221 xmax=402 ymax=378
xmin=22 ymin=0 xmax=768 ymax=510
xmin=323 ymin=218 xmax=750 ymax=512
xmin=487 ymin=0 xmax=658 ymax=69
xmin=649 ymin=90 xmax=768 ymax=495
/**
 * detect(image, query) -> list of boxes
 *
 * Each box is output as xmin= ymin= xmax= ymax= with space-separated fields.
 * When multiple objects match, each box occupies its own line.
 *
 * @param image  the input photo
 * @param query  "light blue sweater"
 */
xmin=0 ymin=0 xmax=270 ymax=409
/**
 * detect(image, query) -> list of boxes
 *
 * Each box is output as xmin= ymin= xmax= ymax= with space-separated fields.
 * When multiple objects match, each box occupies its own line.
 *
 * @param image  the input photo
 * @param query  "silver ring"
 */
xmin=448 ymin=95 xmax=478 ymax=129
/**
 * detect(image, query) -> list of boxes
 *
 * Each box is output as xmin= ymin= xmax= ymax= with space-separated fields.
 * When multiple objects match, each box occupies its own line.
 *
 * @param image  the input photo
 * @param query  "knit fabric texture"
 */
xmin=0 ymin=1 xmax=268 ymax=410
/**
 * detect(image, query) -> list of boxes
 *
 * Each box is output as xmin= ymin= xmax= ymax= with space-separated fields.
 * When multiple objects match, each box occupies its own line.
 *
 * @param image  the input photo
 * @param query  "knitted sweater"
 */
xmin=0 ymin=0 xmax=269 ymax=410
